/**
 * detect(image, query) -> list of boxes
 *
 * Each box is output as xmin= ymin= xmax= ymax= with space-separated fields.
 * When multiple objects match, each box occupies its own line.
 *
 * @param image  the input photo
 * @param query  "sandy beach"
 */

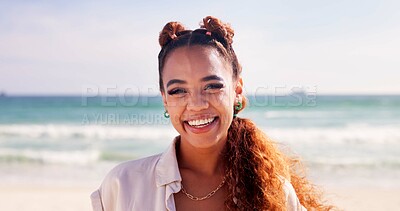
xmin=1 ymin=184 xmax=399 ymax=211
xmin=324 ymin=186 xmax=400 ymax=211
xmin=0 ymin=185 xmax=94 ymax=211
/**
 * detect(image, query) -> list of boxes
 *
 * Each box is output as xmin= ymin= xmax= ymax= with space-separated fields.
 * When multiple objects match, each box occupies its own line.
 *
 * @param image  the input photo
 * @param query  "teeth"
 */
xmin=188 ymin=117 xmax=215 ymax=126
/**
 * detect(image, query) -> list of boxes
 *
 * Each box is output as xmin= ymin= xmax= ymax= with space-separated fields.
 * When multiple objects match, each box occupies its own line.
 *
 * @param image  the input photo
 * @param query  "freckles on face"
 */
xmin=161 ymin=45 xmax=237 ymax=147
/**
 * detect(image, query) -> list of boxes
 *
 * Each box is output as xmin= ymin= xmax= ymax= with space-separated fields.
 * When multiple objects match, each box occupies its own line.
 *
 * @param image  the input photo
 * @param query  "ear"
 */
xmin=235 ymin=77 xmax=243 ymax=96
xmin=161 ymin=91 xmax=168 ymax=108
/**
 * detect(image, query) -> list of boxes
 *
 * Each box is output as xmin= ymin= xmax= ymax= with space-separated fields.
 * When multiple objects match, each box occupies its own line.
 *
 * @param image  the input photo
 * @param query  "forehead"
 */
xmin=162 ymin=46 xmax=232 ymax=83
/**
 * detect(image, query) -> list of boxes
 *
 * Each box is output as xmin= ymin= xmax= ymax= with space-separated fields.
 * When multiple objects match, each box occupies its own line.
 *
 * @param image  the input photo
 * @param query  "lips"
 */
xmin=187 ymin=117 xmax=216 ymax=128
xmin=183 ymin=116 xmax=219 ymax=133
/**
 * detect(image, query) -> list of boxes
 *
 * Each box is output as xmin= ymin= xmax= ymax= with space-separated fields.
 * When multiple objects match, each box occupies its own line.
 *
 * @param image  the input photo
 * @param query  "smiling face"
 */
xmin=161 ymin=45 xmax=243 ymax=149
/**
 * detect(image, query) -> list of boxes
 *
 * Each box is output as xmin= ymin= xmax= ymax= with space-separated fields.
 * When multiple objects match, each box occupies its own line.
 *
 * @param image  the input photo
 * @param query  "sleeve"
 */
xmin=90 ymin=189 xmax=104 ymax=211
xmin=90 ymin=163 xmax=124 ymax=211
xmin=284 ymin=180 xmax=307 ymax=211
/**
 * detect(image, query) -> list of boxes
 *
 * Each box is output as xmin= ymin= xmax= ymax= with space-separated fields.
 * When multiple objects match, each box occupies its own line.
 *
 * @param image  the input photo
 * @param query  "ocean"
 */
xmin=0 ymin=94 xmax=399 ymax=188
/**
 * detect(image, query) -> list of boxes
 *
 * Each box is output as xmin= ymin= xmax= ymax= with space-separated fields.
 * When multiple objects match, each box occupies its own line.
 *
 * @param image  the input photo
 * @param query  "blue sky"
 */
xmin=1 ymin=0 xmax=399 ymax=95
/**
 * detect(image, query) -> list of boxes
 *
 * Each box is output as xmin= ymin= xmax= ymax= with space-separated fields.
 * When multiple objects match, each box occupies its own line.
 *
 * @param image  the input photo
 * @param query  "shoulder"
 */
xmin=93 ymin=154 xmax=163 ymax=210
xmin=283 ymin=179 xmax=308 ymax=211
xmin=101 ymin=153 xmax=162 ymax=186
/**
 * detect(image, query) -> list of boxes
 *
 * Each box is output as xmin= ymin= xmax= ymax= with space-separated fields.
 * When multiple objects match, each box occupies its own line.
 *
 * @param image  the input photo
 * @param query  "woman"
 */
xmin=91 ymin=16 xmax=333 ymax=211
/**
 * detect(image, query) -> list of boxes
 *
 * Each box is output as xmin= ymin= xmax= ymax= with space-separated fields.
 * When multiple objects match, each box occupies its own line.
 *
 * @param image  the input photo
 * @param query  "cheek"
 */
xmin=165 ymin=99 xmax=187 ymax=125
xmin=214 ymin=93 xmax=232 ymax=107
xmin=164 ymin=92 xmax=189 ymax=110
xmin=167 ymin=104 xmax=183 ymax=117
xmin=222 ymin=87 xmax=236 ymax=106
xmin=209 ymin=91 xmax=235 ymax=115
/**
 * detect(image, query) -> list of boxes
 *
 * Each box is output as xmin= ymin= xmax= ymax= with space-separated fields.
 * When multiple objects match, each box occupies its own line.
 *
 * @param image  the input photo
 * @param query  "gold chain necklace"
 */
xmin=180 ymin=176 xmax=226 ymax=201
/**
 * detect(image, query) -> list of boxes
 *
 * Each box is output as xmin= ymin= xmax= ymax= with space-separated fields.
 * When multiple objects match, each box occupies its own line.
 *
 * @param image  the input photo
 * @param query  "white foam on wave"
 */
xmin=1 ymin=123 xmax=399 ymax=145
xmin=262 ymin=124 xmax=400 ymax=170
xmin=263 ymin=124 xmax=400 ymax=145
xmin=306 ymin=156 xmax=400 ymax=167
xmin=0 ymin=148 xmax=100 ymax=165
xmin=263 ymin=109 xmax=399 ymax=119
xmin=0 ymin=124 xmax=178 ymax=141
xmin=264 ymin=110 xmax=345 ymax=119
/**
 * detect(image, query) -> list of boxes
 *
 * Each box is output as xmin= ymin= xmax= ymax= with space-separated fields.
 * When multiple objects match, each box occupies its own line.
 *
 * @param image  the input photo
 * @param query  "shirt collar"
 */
xmin=155 ymin=135 xmax=182 ymax=187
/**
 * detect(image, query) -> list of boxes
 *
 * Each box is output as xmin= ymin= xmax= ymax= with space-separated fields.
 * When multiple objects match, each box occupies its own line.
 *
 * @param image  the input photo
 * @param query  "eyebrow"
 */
xmin=166 ymin=79 xmax=186 ymax=88
xmin=201 ymin=75 xmax=224 ymax=82
xmin=166 ymin=75 xmax=224 ymax=88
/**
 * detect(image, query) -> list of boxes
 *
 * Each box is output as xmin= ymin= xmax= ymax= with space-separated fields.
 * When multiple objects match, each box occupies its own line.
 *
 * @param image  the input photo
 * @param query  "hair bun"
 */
xmin=159 ymin=21 xmax=186 ymax=47
xmin=201 ymin=16 xmax=234 ymax=45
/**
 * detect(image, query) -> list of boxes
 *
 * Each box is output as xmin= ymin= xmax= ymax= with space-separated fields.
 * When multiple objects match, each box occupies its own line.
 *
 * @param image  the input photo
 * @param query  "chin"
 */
xmin=172 ymin=115 xmax=230 ymax=149
xmin=185 ymin=134 xmax=226 ymax=149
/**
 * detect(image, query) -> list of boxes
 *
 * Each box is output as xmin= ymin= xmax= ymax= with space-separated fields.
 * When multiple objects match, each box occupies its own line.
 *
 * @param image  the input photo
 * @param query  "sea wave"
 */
xmin=0 ymin=124 xmax=400 ymax=144
xmin=1 ymin=123 xmax=399 ymax=167
xmin=0 ymin=148 xmax=100 ymax=165
xmin=307 ymin=156 xmax=400 ymax=169
xmin=263 ymin=124 xmax=400 ymax=145
xmin=0 ymin=147 xmax=161 ymax=165
xmin=263 ymin=110 xmax=398 ymax=119
xmin=1 ymin=123 xmax=399 ymax=145
xmin=264 ymin=110 xmax=343 ymax=119
xmin=0 ymin=124 xmax=177 ymax=140
xmin=2 ymin=147 xmax=399 ymax=168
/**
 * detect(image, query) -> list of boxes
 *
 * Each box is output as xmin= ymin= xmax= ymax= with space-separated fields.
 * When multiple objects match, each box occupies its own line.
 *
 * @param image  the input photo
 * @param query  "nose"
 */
xmin=186 ymin=91 xmax=209 ymax=111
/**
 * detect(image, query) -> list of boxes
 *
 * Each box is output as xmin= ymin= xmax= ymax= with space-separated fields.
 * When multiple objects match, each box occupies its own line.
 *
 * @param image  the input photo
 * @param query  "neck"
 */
xmin=176 ymin=137 xmax=226 ymax=177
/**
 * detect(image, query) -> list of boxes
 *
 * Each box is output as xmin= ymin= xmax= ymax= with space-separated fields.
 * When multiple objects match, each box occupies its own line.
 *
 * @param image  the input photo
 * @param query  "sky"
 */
xmin=0 ymin=0 xmax=399 ymax=95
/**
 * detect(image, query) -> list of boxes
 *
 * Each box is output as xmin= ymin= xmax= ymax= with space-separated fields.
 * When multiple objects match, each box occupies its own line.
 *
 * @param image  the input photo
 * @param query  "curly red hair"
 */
xmin=224 ymin=117 xmax=334 ymax=210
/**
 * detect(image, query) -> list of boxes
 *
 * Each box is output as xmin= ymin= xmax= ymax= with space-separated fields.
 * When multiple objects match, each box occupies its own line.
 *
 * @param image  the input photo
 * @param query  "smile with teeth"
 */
xmin=186 ymin=117 xmax=216 ymax=128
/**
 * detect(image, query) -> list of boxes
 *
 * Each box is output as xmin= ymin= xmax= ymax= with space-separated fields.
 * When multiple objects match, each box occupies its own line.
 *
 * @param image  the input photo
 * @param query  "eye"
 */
xmin=204 ymin=83 xmax=224 ymax=91
xmin=167 ymin=88 xmax=187 ymax=96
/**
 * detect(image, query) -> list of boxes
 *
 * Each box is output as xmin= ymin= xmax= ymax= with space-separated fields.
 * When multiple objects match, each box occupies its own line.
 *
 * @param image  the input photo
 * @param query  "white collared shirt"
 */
xmin=91 ymin=136 xmax=307 ymax=211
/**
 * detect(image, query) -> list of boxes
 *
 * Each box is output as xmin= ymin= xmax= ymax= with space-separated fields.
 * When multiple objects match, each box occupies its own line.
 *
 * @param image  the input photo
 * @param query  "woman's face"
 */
xmin=161 ymin=45 xmax=243 ymax=149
